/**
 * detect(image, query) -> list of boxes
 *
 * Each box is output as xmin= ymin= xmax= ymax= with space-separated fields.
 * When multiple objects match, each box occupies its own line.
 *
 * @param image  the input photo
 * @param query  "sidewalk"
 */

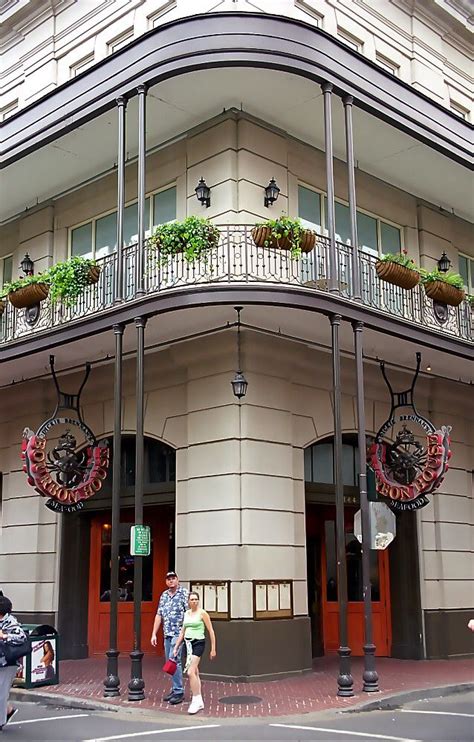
xmin=13 ymin=655 xmax=473 ymax=718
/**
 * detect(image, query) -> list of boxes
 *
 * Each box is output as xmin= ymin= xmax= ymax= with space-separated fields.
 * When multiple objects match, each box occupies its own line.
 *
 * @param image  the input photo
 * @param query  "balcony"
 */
xmin=1 ymin=226 xmax=472 ymax=346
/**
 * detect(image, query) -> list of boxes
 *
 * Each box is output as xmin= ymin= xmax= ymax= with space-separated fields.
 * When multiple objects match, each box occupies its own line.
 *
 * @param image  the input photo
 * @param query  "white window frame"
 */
xmin=450 ymin=101 xmax=469 ymax=120
xmin=70 ymin=53 xmax=95 ymax=78
xmin=337 ymin=29 xmax=363 ymax=52
xmin=375 ymin=54 xmax=399 ymax=76
xmin=0 ymin=254 xmax=13 ymax=286
xmin=148 ymin=0 xmax=177 ymax=29
xmin=458 ymin=252 xmax=474 ymax=292
xmin=297 ymin=182 xmax=404 ymax=255
xmin=0 ymin=100 xmax=18 ymax=122
xmin=68 ymin=184 xmax=177 ymax=258
xmin=107 ymin=28 xmax=134 ymax=55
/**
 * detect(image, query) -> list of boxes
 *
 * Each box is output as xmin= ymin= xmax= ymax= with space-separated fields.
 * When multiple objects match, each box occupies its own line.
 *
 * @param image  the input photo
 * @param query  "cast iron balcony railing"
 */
xmin=0 ymin=226 xmax=472 ymax=345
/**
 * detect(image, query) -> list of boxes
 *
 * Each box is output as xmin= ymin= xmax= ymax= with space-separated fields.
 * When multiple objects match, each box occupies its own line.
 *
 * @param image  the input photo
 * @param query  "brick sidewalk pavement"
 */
xmin=17 ymin=655 xmax=474 ymax=718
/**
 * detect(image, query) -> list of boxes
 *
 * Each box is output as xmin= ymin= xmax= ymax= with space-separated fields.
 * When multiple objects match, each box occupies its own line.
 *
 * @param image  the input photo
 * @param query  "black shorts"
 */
xmin=188 ymin=639 xmax=205 ymax=657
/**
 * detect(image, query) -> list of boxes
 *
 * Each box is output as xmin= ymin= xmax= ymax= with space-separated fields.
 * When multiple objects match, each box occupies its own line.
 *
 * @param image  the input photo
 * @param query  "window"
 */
xmin=337 ymin=29 xmax=363 ymax=52
xmin=450 ymin=101 xmax=469 ymax=120
xmin=70 ymin=186 xmax=176 ymax=259
xmin=0 ymin=101 xmax=18 ymax=122
xmin=376 ymin=54 xmax=399 ymax=76
xmin=1 ymin=255 xmax=13 ymax=285
xmin=297 ymin=185 xmax=402 ymax=255
xmin=459 ymin=253 xmax=474 ymax=293
xmin=107 ymin=29 xmax=134 ymax=54
xmin=304 ymin=440 xmax=360 ymax=487
xmin=70 ymin=54 xmax=95 ymax=78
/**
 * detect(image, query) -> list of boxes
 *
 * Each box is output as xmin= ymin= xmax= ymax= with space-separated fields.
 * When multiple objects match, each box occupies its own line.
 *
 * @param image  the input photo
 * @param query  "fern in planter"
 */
xmin=420 ymin=269 xmax=465 ymax=307
xmin=1 ymin=273 xmax=50 ymax=298
xmin=252 ymin=216 xmax=316 ymax=256
xmin=149 ymin=216 xmax=220 ymax=264
xmin=46 ymin=256 xmax=99 ymax=306
xmin=377 ymin=251 xmax=419 ymax=270
xmin=420 ymin=269 xmax=464 ymax=289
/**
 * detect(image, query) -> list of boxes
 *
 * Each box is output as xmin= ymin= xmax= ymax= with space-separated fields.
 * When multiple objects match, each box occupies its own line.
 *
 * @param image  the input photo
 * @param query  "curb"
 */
xmin=11 ymin=682 xmax=474 ymax=721
xmin=342 ymin=683 xmax=474 ymax=713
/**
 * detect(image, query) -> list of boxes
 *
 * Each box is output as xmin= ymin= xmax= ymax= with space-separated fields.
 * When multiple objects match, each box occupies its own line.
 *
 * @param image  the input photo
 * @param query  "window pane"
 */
xmin=2 ymin=256 xmax=12 ymax=284
xmin=147 ymin=441 xmax=175 ymax=483
xmin=312 ymin=443 xmax=333 ymax=484
xmin=357 ymin=212 xmax=378 ymax=253
xmin=458 ymin=255 xmax=469 ymax=288
xmin=153 ymin=187 xmax=176 ymax=226
xmin=95 ymin=212 xmax=117 ymax=257
xmin=335 ymin=202 xmax=351 ymax=244
xmin=380 ymin=222 xmax=401 ymax=254
xmin=470 ymin=260 xmax=474 ymax=292
xmin=342 ymin=444 xmax=355 ymax=486
xmin=298 ymin=186 xmax=321 ymax=228
xmin=304 ymin=447 xmax=312 ymax=482
xmin=124 ymin=200 xmax=151 ymax=246
xmin=71 ymin=222 xmax=93 ymax=258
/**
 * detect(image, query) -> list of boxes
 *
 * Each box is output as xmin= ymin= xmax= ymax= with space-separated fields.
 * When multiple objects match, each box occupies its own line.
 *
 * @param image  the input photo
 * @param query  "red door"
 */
xmin=308 ymin=504 xmax=391 ymax=656
xmin=88 ymin=507 xmax=173 ymax=656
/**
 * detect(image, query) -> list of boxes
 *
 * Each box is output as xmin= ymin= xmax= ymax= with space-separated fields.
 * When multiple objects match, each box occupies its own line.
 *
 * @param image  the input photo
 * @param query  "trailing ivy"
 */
xmin=46 ymin=256 xmax=99 ymax=306
xmin=149 ymin=216 xmax=220 ymax=264
xmin=254 ymin=216 xmax=310 ymax=257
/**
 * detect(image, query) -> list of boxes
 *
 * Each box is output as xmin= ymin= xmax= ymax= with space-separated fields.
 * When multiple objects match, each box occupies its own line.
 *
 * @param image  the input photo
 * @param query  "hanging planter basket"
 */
xmin=0 ymin=300 xmax=5 ymax=317
xmin=375 ymin=261 xmax=420 ymax=290
xmin=8 ymin=283 xmax=49 ymax=309
xmin=251 ymin=226 xmax=316 ymax=254
xmin=87 ymin=266 xmax=101 ymax=284
xmin=423 ymin=281 xmax=465 ymax=307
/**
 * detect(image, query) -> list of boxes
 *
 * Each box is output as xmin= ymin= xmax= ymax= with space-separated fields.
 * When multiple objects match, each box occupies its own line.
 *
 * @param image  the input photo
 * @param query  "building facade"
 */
xmin=0 ymin=0 xmax=473 ymax=682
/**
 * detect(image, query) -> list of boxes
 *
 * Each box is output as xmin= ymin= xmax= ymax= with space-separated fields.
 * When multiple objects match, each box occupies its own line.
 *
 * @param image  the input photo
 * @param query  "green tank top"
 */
xmin=183 ymin=609 xmax=205 ymax=640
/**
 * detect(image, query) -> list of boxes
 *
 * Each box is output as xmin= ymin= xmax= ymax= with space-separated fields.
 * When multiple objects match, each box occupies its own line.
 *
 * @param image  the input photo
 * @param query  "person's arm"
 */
xmin=172 ymin=625 xmax=186 ymax=656
xmin=202 ymin=610 xmax=216 ymax=659
xmin=151 ymin=610 xmax=162 ymax=646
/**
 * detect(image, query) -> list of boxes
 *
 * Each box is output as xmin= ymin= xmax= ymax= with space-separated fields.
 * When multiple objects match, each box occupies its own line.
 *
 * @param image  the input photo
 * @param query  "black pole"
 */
xmin=353 ymin=321 xmax=379 ymax=692
xmin=128 ymin=316 xmax=147 ymax=701
xmin=104 ymin=322 xmax=125 ymax=697
xmin=136 ymin=85 xmax=147 ymax=297
xmin=115 ymin=95 xmax=127 ymax=303
xmin=343 ymin=95 xmax=361 ymax=302
xmin=330 ymin=314 xmax=354 ymax=697
xmin=322 ymin=82 xmax=338 ymax=294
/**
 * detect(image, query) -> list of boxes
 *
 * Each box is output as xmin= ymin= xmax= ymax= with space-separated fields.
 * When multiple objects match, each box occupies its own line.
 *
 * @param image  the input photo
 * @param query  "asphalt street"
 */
xmin=2 ymin=690 xmax=473 ymax=741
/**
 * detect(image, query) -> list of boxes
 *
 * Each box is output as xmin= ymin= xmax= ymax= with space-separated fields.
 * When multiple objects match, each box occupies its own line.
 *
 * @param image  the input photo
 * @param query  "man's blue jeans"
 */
xmin=164 ymin=635 xmax=184 ymax=695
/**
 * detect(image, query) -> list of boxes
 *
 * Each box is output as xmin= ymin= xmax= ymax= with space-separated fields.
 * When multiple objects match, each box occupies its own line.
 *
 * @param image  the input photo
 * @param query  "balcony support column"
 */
xmin=343 ymin=95 xmax=361 ymax=301
xmin=136 ymin=85 xmax=147 ymax=297
xmin=115 ymin=96 xmax=127 ymax=303
xmin=322 ymin=83 xmax=338 ymax=294
xmin=104 ymin=322 xmax=125 ymax=697
xmin=330 ymin=314 xmax=354 ymax=697
xmin=128 ymin=316 xmax=147 ymax=701
xmin=353 ymin=320 xmax=379 ymax=692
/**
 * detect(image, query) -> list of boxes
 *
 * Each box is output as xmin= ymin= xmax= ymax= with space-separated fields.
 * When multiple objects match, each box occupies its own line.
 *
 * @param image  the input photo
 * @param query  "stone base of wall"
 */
xmin=424 ymin=609 xmax=474 ymax=659
xmin=199 ymin=616 xmax=312 ymax=681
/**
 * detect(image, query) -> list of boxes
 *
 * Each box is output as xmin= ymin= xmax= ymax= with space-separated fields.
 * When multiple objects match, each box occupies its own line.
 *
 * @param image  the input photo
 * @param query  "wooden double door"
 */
xmin=88 ymin=506 xmax=173 ymax=656
xmin=307 ymin=504 xmax=392 ymax=657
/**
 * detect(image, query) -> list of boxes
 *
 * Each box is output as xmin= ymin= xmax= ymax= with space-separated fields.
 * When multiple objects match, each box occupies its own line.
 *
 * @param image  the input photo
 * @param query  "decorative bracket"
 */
xmin=49 ymin=355 xmax=91 ymax=422
xmin=379 ymin=352 xmax=421 ymax=419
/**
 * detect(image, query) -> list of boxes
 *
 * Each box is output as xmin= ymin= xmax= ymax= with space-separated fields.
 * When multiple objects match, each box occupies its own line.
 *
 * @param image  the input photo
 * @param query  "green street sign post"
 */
xmin=130 ymin=525 xmax=151 ymax=556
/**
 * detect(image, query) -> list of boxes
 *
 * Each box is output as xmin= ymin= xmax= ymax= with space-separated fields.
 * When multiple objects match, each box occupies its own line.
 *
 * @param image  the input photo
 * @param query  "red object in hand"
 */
xmin=162 ymin=657 xmax=177 ymax=675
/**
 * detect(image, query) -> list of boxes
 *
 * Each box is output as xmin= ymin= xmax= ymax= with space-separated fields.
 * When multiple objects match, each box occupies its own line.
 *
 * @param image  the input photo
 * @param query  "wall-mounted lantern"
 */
xmin=195 ymin=177 xmax=211 ymax=208
xmin=264 ymin=178 xmax=280 ymax=208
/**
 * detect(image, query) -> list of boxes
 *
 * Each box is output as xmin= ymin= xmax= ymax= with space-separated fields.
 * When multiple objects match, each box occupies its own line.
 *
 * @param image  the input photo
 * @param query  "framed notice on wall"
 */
xmin=190 ymin=581 xmax=230 ymax=620
xmin=253 ymin=580 xmax=293 ymax=620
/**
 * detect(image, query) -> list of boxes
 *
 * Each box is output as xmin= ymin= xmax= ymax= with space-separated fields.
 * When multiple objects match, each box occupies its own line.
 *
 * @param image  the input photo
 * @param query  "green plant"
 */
xmin=378 ymin=250 xmax=419 ymax=271
xmin=1 ymin=272 xmax=50 ymax=299
xmin=419 ymin=269 xmax=464 ymax=290
xmin=148 ymin=216 xmax=220 ymax=263
xmin=46 ymin=256 xmax=98 ymax=305
xmin=254 ymin=215 xmax=310 ymax=256
xmin=467 ymin=294 xmax=474 ymax=306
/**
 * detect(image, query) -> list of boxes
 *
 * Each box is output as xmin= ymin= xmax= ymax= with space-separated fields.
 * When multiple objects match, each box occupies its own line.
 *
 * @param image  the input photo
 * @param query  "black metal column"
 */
xmin=136 ymin=85 xmax=147 ymax=297
xmin=104 ymin=322 xmax=125 ymax=697
xmin=330 ymin=314 xmax=354 ymax=697
xmin=343 ymin=95 xmax=361 ymax=302
xmin=128 ymin=316 xmax=147 ymax=701
xmin=322 ymin=83 xmax=338 ymax=294
xmin=353 ymin=320 xmax=379 ymax=692
xmin=115 ymin=96 xmax=127 ymax=303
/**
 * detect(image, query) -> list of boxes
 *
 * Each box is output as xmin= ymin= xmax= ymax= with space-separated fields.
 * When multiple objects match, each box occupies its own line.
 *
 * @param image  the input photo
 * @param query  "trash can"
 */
xmin=13 ymin=624 xmax=59 ymax=689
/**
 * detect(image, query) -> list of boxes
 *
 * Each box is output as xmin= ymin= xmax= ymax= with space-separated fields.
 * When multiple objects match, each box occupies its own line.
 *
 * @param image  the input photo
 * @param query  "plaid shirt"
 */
xmin=157 ymin=587 xmax=188 ymax=637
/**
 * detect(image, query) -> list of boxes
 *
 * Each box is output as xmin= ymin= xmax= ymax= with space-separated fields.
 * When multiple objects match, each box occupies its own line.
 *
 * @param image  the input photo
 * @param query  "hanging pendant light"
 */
xmin=231 ymin=306 xmax=248 ymax=399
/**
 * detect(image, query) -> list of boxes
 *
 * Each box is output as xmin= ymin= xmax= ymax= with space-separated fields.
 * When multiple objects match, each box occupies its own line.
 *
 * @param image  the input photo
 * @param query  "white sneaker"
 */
xmin=188 ymin=696 xmax=204 ymax=714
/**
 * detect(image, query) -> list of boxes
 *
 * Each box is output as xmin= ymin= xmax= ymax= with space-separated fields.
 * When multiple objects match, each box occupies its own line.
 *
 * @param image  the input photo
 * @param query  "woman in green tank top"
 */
xmin=173 ymin=592 xmax=216 ymax=715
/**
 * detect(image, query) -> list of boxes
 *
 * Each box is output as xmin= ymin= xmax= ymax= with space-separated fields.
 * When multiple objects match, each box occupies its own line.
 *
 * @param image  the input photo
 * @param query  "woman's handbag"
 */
xmin=162 ymin=656 xmax=177 ymax=675
xmin=0 ymin=638 xmax=32 ymax=666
